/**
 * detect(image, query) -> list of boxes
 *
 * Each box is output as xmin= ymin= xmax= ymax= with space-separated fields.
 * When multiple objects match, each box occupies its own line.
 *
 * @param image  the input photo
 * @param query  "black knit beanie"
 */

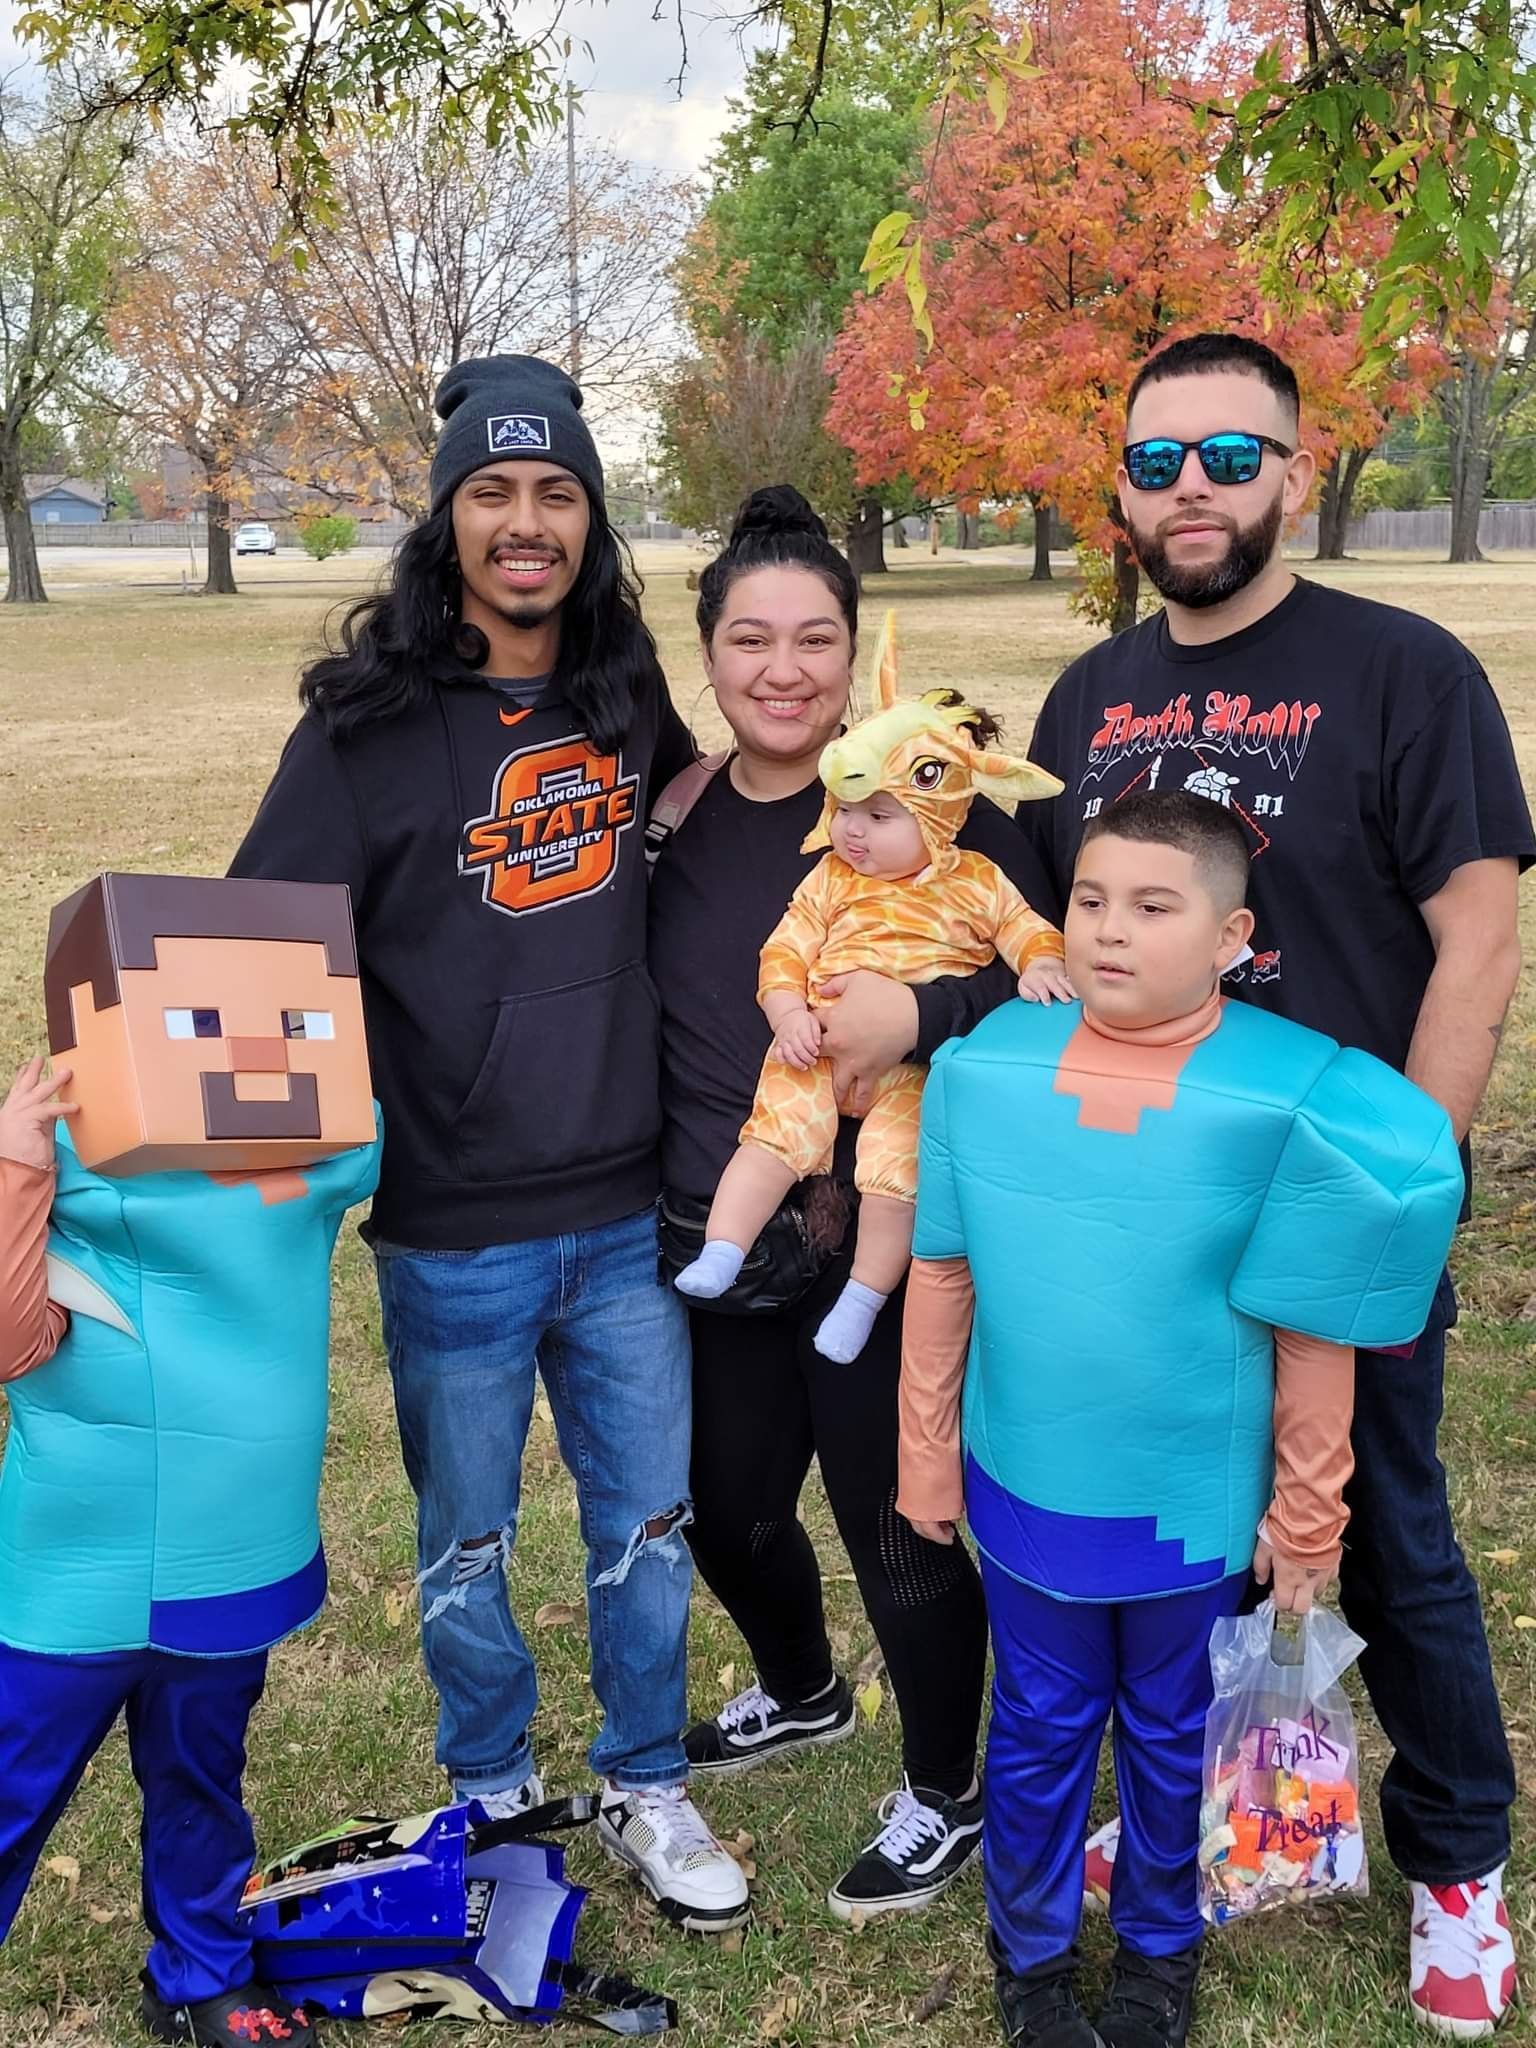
xmin=429 ymin=354 xmax=605 ymax=515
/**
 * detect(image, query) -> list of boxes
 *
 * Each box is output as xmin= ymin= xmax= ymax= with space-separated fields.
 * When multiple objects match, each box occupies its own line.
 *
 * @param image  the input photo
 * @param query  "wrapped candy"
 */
xmin=1199 ymin=1602 xmax=1369 ymax=1926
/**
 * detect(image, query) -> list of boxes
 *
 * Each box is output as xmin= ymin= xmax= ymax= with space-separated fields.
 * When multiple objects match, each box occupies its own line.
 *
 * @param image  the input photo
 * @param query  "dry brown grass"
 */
xmin=1 ymin=544 xmax=1532 ymax=2048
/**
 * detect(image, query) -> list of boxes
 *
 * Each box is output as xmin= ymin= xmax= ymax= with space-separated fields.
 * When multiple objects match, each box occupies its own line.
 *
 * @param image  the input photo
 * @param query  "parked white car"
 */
xmin=235 ymin=522 xmax=278 ymax=556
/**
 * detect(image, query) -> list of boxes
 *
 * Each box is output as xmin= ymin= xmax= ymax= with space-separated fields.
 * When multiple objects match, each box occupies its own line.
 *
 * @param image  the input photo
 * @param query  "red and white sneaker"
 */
xmin=1083 ymin=1816 xmax=1120 ymax=1913
xmin=1410 ymin=1866 xmax=1517 ymax=2039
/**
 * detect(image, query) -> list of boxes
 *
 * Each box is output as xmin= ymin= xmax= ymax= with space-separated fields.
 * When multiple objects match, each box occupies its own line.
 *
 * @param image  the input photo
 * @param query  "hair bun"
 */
xmin=729 ymin=485 xmax=827 ymax=548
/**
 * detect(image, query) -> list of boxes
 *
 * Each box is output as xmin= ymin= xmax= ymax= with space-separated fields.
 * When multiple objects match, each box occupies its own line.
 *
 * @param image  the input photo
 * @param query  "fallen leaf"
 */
xmin=855 ymin=1645 xmax=887 ymax=1689
xmin=760 ymin=1990 xmax=801 ymax=2040
xmin=1517 ymin=1293 xmax=1536 ymax=1322
xmin=1483 ymin=1549 xmax=1521 ymax=1566
xmin=383 ymin=1587 xmax=410 ymax=1627
xmin=1492 ymin=1590 xmax=1512 ymax=1610
xmin=855 ymin=1677 xmax=884 ymax=1724
xmin=717 ymin=1928 xmax=745 ymax=1954
xmin=717 ymin=1661 xmax=736 ymax=1698
xmin=533 ymin=1600 xmax=582 ymax=1629
xmin=348 ymin=1568 xmax=371 ymax=1595
xmin=88 ymin=1907 xmax=118 ymax=1925
xmin=1514 ymin=1615 xmax=1536 ymax=1630
xmin=44 ymin=1856 xmax=79 ymax=1889
xmin=847 ymin=1905 xmax=869 ymax=1933
xmin=914 ymin=1963 xmax=959 ymax=2022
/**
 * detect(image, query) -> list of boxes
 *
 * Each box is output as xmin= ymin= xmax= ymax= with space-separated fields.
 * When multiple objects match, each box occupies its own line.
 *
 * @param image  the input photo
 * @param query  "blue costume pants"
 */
xmin=981 ymin=1557 xmax=1246 ymax=1975
xmin=0 ymin=1642 xmax=268 ymax=2004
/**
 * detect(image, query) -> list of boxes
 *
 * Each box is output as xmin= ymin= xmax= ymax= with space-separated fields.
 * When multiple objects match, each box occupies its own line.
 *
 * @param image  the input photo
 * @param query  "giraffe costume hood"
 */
xmin=802 ymin=611 xmax=1065 ymax=872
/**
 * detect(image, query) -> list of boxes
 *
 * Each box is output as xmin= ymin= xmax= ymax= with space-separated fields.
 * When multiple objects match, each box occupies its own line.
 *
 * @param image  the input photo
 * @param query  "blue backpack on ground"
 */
xmin=240 ymin=1796 xmax=674 ymax=2033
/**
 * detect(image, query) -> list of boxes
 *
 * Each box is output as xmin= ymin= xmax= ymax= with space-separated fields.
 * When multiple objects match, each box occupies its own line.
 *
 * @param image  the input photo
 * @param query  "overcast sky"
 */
xmin=0 ymin=0 xmax=768 ymax=178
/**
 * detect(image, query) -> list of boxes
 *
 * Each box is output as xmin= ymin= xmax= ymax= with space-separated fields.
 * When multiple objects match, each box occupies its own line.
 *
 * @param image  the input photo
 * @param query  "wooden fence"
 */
xmin=1291 ymin=500 xmax=1536 ymax=552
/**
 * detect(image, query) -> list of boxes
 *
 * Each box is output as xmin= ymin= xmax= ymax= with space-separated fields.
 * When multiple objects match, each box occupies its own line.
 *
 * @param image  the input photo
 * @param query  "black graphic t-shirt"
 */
xmin=1018 ymin=579 xmax=1534 ymax=1074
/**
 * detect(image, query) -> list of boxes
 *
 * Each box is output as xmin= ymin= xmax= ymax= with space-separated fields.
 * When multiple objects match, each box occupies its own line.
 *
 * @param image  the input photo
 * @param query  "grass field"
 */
xmin=1 ymin=545 xmax=1533 ymax=2048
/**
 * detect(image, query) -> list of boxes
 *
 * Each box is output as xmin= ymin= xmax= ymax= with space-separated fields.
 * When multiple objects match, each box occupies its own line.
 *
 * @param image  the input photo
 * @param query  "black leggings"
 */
xmin=686 ymin=1252 xmax=988 ymax=1799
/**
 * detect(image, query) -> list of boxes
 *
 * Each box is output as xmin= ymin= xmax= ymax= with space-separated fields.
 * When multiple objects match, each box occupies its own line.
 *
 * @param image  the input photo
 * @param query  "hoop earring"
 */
xmin=685 ymin=680 xmax=717 ymax=758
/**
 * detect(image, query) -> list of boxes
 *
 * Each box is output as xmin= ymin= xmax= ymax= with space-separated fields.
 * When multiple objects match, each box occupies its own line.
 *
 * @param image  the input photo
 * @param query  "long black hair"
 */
xmin=695 ymin=485 xmax=860 ymax=646
xmin=299 ymin=497 xmax=663 ymax=754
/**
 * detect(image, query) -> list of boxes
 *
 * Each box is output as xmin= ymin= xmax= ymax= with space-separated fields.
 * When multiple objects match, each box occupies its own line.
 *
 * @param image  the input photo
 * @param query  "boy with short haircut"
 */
xmin=898 ymin=793 xmax=1462 ymax=2048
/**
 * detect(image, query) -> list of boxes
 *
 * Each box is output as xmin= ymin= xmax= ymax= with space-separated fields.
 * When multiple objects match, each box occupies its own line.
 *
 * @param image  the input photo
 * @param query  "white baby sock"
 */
xmin=813 ymin=1279 xmax=889 ymax=1362
xmin=675 ymin=1240 xmax=746 ymax=1299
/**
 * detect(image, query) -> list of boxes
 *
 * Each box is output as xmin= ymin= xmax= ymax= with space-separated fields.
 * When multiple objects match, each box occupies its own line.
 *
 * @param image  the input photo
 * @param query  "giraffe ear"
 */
xmin=967 ymin=746 xmax=1065 ymax=805
xmin=867 ymin=609 xmax=900 ymax=711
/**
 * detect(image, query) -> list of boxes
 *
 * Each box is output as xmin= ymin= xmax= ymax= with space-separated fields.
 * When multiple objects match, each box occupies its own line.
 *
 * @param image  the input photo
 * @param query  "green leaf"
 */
xmin=986 ymin=73 xmax=1008 ymax=128
xmin=1370 ymin=140 xmax=1417 ymax=183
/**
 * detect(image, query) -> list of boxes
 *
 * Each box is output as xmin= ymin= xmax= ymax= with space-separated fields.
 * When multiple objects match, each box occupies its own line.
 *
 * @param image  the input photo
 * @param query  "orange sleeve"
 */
xmin=757 ymin=860 xmax=834 ymax=1003
xmin=0 ymin=1157 xmax=68 ymax=1384
xmin=1265 ymin=1328 xmax=1356 ymax=1573
xmin=988 ymin=871 xmax=1064 ymax=975
xmin=898 ymin=1254 xmax=975 ymax=1524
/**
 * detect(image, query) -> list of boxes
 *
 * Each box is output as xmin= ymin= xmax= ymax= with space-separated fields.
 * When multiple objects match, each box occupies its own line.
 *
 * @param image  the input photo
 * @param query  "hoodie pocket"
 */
xmin=452 ymin=962 xmax=662 ymax=1184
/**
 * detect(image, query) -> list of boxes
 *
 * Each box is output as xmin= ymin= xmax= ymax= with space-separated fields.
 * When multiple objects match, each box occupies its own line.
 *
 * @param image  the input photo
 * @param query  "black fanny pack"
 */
xmin=657 ymin=1187 xmax=842 ymax=1316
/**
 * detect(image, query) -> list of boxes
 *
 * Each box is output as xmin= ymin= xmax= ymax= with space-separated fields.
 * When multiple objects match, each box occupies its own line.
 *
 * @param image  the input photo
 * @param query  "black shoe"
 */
xmin=990 ymin=1935 xmax=1104 ymax=2048
xmin=684 ymin=1676 xmax=856 ymax=1777
xmin=141 ymin=1976 xmax=320 ymax=2045
xmin=1095 ymin=1943 xmax=1202 ymax=2048
xmin=827 ymin=1777 xmax=983 ymax=1921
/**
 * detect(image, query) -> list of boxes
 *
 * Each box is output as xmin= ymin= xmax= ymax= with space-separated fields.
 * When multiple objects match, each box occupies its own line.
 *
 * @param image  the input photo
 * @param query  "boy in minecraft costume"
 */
xmin=897 ymin=794 xmax=1463 ymax=2048
xmin=0 ymin=874 xmax=380 ymax=2048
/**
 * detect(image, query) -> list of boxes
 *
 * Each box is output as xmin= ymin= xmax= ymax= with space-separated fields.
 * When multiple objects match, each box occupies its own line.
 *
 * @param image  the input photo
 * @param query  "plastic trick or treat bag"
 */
xmin=240 ymin=1796 xmax=675 ymax=2033
xmin=1199 ymin=1601 xmax=1369 ymax=1926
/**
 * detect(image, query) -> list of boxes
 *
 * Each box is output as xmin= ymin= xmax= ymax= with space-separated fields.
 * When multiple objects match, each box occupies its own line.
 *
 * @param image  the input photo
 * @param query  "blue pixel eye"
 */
xmin=282 ymin=1010 xmax=334 ymax=1040
xmin=165 ymin=1008 xmax=222 ymax=1039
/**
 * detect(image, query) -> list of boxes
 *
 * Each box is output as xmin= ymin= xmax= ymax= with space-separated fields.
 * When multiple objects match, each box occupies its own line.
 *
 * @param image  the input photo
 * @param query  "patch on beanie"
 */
xmin=487 ymin=413 xmax=551 ymax=453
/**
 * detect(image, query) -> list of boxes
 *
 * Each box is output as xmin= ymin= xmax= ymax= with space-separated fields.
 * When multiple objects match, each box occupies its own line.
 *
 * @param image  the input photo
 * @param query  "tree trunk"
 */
xmin=1443 ymin=362 xmax=1491 ymax=565
xmin=892 ymin=518 xmax=908 ymax=548
xmin=961 ymin=510 xmax=985 ymax=549
xmin=1315 ymin=447 xmax=1370 ymax=559
xmin=1448 ymin=447 xmax=1489 ymax=563
xmin=1030 ymin=495 xmax=1053 ymax=581
xmin=845 ymin=495 xmax=888 ymax=578
xmin=0 ymin=438 xmax=47 ymax=603
xmin=203 ymin=478 xmax=238 ymax=595
xmin=1110 ymin=536 xmax=1139 ymax=634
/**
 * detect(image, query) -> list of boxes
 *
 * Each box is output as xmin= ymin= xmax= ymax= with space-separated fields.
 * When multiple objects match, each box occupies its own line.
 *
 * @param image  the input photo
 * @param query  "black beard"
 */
xmin=1132 ymin=494 xmax=1284 ymax=610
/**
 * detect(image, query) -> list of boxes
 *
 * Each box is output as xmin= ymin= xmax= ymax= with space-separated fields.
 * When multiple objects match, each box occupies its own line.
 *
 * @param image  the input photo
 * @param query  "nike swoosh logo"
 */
xmin=499 ymin=707 xmax=534 ymax=728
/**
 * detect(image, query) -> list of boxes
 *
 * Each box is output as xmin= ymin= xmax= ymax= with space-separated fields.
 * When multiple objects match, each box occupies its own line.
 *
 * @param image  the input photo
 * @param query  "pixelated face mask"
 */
xmin=45 ymin=874 xmax=374 ymax=1176
xmin=801 ymin=612 xmax=1063 ymax=870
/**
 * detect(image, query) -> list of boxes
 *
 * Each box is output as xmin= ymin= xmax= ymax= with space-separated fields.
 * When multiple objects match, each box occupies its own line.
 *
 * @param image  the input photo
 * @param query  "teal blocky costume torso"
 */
xmin=914 ymin=1000 xmax=1462 ymax=1602
xmin=0 ymin=1120 xmax=381 ymax=1657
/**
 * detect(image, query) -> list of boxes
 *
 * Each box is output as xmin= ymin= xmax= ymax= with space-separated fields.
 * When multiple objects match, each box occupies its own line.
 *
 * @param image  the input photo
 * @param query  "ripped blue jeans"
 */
xmin=376 ymin=1206 xmax=693 ymax=1794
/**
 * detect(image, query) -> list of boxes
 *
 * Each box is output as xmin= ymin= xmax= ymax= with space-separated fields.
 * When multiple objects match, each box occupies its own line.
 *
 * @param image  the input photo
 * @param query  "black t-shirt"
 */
xmin=649 ymin=769 xmax=1058 ymax=1199
xmin=1018 ymin=579 xmax=1534 ymax=1072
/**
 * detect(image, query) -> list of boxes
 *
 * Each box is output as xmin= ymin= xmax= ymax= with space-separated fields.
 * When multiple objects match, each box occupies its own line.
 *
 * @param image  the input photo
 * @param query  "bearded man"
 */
xmin=1015 ymin=332 xmax=1531 ymax=2040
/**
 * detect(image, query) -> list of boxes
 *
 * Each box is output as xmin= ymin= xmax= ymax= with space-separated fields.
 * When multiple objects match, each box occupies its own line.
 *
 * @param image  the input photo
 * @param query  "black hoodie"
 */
xmin=231 ymin=673 xmax=692 ymax=1248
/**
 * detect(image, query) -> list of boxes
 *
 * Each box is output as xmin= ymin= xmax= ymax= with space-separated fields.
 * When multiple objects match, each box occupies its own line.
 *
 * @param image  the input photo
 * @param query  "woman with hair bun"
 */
xmin=649 ymin=486 xmax=1055 ymax=1920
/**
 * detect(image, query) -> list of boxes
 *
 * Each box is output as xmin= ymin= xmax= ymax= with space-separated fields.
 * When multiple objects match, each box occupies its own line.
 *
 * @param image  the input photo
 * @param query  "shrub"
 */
xmin=298 ymin=514 xmax=358 ymax=561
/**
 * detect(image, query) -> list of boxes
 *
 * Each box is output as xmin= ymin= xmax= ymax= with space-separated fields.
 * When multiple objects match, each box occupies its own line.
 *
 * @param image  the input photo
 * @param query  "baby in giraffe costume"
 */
xmin=676 ymin=613 xmax=1068 ymax=1361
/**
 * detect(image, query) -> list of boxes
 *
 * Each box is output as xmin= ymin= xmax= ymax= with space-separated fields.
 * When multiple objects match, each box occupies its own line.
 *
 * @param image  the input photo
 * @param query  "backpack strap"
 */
xmin=643 ymin=750 xmax=731 ymax=874
xmin=547 ymin=1959 xmax=678 ymax=2035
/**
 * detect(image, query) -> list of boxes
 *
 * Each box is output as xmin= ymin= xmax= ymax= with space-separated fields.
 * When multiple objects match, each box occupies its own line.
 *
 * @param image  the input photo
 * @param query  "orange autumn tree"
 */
xmin=827 ymin=0 xmax=1428 ymax=625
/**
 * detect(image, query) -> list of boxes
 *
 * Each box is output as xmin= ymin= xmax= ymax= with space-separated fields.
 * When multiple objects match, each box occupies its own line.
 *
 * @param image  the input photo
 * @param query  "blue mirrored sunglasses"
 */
xmin=1123 ymin=431 xmax=1294 ymax=491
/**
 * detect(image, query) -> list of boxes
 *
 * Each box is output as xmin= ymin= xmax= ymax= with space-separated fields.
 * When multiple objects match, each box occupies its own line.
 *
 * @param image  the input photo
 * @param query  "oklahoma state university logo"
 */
xmin=460 ymin=736 xmax=640 ymax=917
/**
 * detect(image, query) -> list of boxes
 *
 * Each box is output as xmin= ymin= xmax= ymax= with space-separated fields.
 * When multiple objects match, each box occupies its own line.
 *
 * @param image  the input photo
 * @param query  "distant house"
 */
xmin=26 ymin=476 xmax=108 ymax=525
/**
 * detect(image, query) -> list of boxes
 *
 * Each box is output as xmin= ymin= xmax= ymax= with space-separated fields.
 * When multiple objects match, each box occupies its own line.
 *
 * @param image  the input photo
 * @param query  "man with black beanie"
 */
xmin=231 ymin=354 xmax=749 ymax=1935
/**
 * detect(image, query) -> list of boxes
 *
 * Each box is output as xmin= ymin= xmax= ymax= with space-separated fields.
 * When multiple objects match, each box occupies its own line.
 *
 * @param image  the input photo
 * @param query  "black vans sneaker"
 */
xmin=141 ymin=1977 xmax=319 ymax=2046
xmin=990 ymin=1936 xmax=1103 ymax=2048
xmin=827 ymin=1777 xmax=983 ymax=1920
xmin=1095 ymin=1943 xmax=1202 ymax=2048
xmin=684 ymin=1676 xmax=856 ymax=1777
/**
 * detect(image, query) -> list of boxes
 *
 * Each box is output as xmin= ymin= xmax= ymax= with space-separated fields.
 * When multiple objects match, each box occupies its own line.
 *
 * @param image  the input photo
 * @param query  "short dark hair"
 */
xmin=1078 ymin=791 xmax=1251 ymax=910
xmin=1127 ymin=333 xmax=1300 ymax=428
xmin=46 ymin=873 xmax=358 ymax=1053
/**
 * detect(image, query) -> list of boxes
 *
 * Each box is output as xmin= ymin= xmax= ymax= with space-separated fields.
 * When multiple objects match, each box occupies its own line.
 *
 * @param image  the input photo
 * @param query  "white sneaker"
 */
xmin=458 ymin=1771 xmax=545 ymax=1821
xmin=598 ymin=1782 xmax=750 ymax=1934
xmin=1083 ymin=1815 xmax=1121 ymax=1912
xmin=1410 ymin=1866 xmax=1517 ymax=2039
